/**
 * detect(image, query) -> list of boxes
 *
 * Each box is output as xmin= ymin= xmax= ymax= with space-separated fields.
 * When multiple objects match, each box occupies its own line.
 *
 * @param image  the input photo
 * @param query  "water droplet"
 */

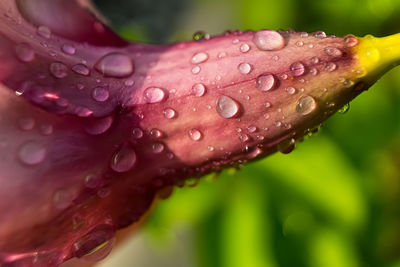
xmin=150 ymin=129 xmax=163 ymax=138
xmin=19 ymin=141 xmax=46 ymax=165
xmin=125 ymin=80 xmax=134 ymax=87
xmin=344 ymin=35 xmax=358 ymax=47
xmin=296 ymin=41 xmax=304 ymax=47
xmin=272 ymin=55 xmax=280 ymax=61
xmin=77 ymin=83 xmax=85 ymax=90
xmin=216 ymin=95 xmax=240 ymax=119
xmin=18 ymin=117 xmax=35 ymax=131
xmin=265 ymin=102 xmax=272 ymax=108
xmin=300 ymin=32 xmax=309 ymax=38
xmin=290 ymin=62 xmax=306 ymax=77
xmin=240 ymin=43 xmax=251 ymax=53
xmin=15 ymin=43 xmax=35 ymax=62
xmin=240 ymin=134 xmax=250 ymax=142
xmin=248 ymin=125 xmax=257 ymax=133
xmin=192 ymin=83 xmax=206 ymax=97
xmin=218 ymin=52 xmax=227 ymax=59
xmin=208 ymin=146 xmax=215 ymax=151
xmin=92 ymin=87 xmax=110 ymax=102
xmin=75 ymin=106 xmax=93 ymax=117
xmin=275 ymin=121 xmax=282 ymax=127
xmin=310 ymin=68 xmax=318 ymax=76
xmin=253 ymin=30 xmax=286 ymax=51
xmin=324 ymin=47 xmax=343 ymax=57
xmin=84 ymin=174 xmax=102 ymax=189
xmin=132 ymin=128 xmax=143 ymax=139
xmin=61 ymin=44 xmax=76 ymax=55
xmin=191 ymin=66 xmax=201 ymax=74
xmin=338 ymin=103 xmax=350 ymax=114
xmin=40 ymin=124 xmax=54 ymax=135
xmin=191 ymin=52 xmax=209 ymax=64
xmin=296 ymin=95 xmax=317 ymax=115
xmin=37 ymin=25 xmax=51 ymax=39
xmin=53 ymin=189 xmax=74 ymax=210
xmin=152 ymin=142 xmax=165 ymax=153
xmin=50 ymin=62 xmax=68 ymax=78
xmin=144 ymin=87 xmax=167 ymax=103
xmin=72 ymin=64 xmax=90 ymax=76
xmin=84 ymin=116 xmax=113 ymax=135
xmin=256 ymin=73 xmax=277 ymax=91
xmin=238 ymin=63 xmax=252 ymax=74
xmin=72 ymin=225 xmax=115 ymax=262
xmin=314 ymin=31 xmax=326 ymax=38
xmin=189 ymin=129 xmax=202 ymax=141
xmin=163 ymin=108 xmax=176 ymax=119
xmin=311 ymin=57 xmax=319 ymax=64
xmin=95 ymin=53 xmax=134 ymax=78
xmin=110 ymin=143 xmax=136 ymax=173
xmin=278 ymin=138 xmax=295 ymax=154
xmin=326 ymin=62 xmax=337 ymax=72
xmin=286 ymin=87 xmax=296 ymax=95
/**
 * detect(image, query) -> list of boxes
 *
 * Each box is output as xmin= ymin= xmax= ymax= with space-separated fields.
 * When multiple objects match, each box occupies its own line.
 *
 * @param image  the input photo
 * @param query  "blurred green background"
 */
xmin=94 ymin=0 xmax=400 ymax=266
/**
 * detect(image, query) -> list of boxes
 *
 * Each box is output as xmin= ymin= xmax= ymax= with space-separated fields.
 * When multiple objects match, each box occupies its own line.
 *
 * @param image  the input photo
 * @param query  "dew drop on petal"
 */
xmin=344 ymin=35 xmax=359 ymax=47
xmin=150 ymin=129 xmax=163 ymax=138
xmin=191 ymin=66 xmax=201 ymax=75
xmin=132 ymin=128 xmax=144 ymax=139
xmin=61 ymin=43 xmax=76 ymax=55
xmin=110 ymin=143 xmax=137 ymax=173
xmin=84 ymin=174 xmax=103 ymax=189
xmin=256 ymin=73 xmax=277 ymax=91
xmin=324 ymin=47 xmax=343 ymax=57
xmin=326 ymin=62 xmax=337 ymax=72
xmin=253 ymin=30 xmax=286 ymax=51
xmin=189 ymin=129 xmax=202 ymax=141
xmin=50 ymin=62 xmax=68 ymax=78
xmin=92 ymin=87 xmax=110 ymax=102
xmin=248 ymin=125 xmax=257 ymax=133
xmin=192 ymin=83 xmax=206 ymax=97
xmin=296 ymin=95 xmax=317 ymax=115
xmin=191 ymin=52 xmax=209 ymax=64
xmin=152 ymin=142 xmax=165 ymax=153
xmin=286 ymin=87 xmax=296 ymax=95
xmin=37 ymin=25 xmax=51 ymax=39
xmin=238 ymin=63 xmax=252 ymax=74
xmin=144 ymin=87 xmax=167 ymax=103
xmin=15 ymin=43 xmax=35 ymax=62
xmin=311 ymin=57 xmax=320 ymax=64
xmin=72 ymin=64 xmax=90 ymax=76
xmin=95 ymin=53 xmax=134 ymax=78
xmin=216 ymin=95 xmax=240 ymax=119
xmin=125 ymin=80 xmax=134 ymax=87
xmin=163 ymin=108 xmax=176 ymax=119
xmin=40 ymin=124 xmax=54 ymax=135
xmin=290 ymin=62 xmax=305 ymax=77
xmin=53 ymin=189 xmax=74 ymax=210
xmin=314 ymin=31 xmax=326 ymax=38
xmin=277 ymin=138 xmax=296 ymax=154
xmin=72 ymin=225 xmax=115 ymax=262
xmin=84 ymin=116 xmax=113 ymax=135
xmin=240 ymin=43 xmax=251 ymax=53
xmin=18 ymin=141 xmax=46 ymax=165
xmin=239 ymin=134 xmax=250 ymax=142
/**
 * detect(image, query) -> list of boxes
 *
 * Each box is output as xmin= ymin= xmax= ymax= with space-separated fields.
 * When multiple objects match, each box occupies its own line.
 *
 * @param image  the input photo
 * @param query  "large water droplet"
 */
xmin=192 ymin=83 xmax=206 ymax=97
xmin=72 ymin=64 xmax=90 ymax=76
xmin=61 ymin=43 xmax=76 ymax=55
xmin=144 ymin=87 xmax=167 ymax=103
xmin=19 ymin=141 xmax=46 ymax=165
xmin=296 ymin=95 xmax=317 ymax=115
xmin=290 ymin=62 xmax=306 ymax=77
xmin=72 ymin=225 xmax=115 ymax=262
xmin=191 ymin=52 xmax=209 ymax=64
xmin=216 ymin=95 xmax=240 ymax=119
xmin=110 ymin=143 xmax=137 ymax=173
xmin=238 ymin=63 xmax=252 ymax=74
xmin=95 ymin=53 xmax=134 ymax=78
xmin=256 ymin=73 xmax=277 ymax=91
xmin=15 ymin=43 xmax=35 ymax=62
xmin=84 ymin=116 xmax=113 ymax=135
xmin=278 ymin=138 xmax=295 ymax=154
xmin=253 ymin=30 xmax=286 ymax=51
xmin=92 ymin=87 xmax=110 ymax=102
xmin=37 ymin=25 xmax=51 ymax=39
xmin=189 ymin=129 xmax=202 ymax=141
xmin=50 ymin=62 xmax=68 ymax=78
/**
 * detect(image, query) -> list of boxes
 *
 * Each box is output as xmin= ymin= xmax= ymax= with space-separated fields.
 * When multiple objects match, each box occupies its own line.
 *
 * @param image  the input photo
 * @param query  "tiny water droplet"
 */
xmin=40 ymin=124 xmax=54 ymax=135
xmin=144 ymin=87 xmax=167 ymax=103
xmin=37 ymin=25 xmax=51 ymax=39
xmin=132 ymin=128 xmax=143 ymax=139
xmin=310 ymin=68 xmax=318 ymax=76
xmin=50 ymin=62 xmax=68 ymax=78
xmin=296 ymin=95 xmax=317 ymax=115
xmin=150 ymin=129 xmax=163 ymax=138
xmin=18 ymin=117 xmax=35 ymax=131
xmin=152 ymin=142 xmax=165 ymax=153
xmin=19 ymin=141 xmax=46 ymax=165
xmin=290 ymin=62 xmax=305 ymax=77
xmin=110 ymin=143 xmax=137 ymax=173
xmin=240 ymin=43 xmax=251 ymax=53
xmin=61 ymin=43 xmax=76 ymax=55
xmin=326 ymin=62 xmax=337 ymax=72
xmin=72 ymin=64 xmax=90 ymax=76
xmin=53 ymin=189 xmax=74 ymax=210
xmin=92 ymin=87 xmax=110 ymax=102
xmin=296 ymin=41 xmax=304 ymax=47
xmin=216 ymin=95 xmax=240 ymax=119
xmin=163 ymin=108 xmax=176 ymax=119
xmin=324 ymin=47 xmax=343 ymax=57
xmin=344 ymin=35 xmax=358 ymax=47
xmin=256 ymin=73 xmax=277 ymax=91
xmin=15 ymin=43 xmax=35 ymax=62
xmin=286 ymin=87 xmax=296 ymax=95
xmin=239 ymin=134 xmax=250 ymax=142
xmin=95 ymin=53 xmax=134 ymax=78
xmin=192 ymin=83 xmax=206 ymax=97
xmin=314 ymin=31 xmax=326 ymax=38
xmin=191 ymin=52 xmax=209 ymax=64
xmin=125 ymin=80 xmax=134 ymax=87
xmin=238 ymin=63 xmax=252 ymax=74
xmin=311 ymin=57 xmax=319 ymax=64
xmin=191 ymin=66 xmax=201 ymax=74
xmin=248 ymin=125 xmax=257 ymax=133
xmin=253 ymin=30 xmax=286 ymax=51
xmin=189 ymin=129 xmax=202 ymax=141
xmin=278 ymin=138 xmax=295 ymax=154
xmin=75 ymin=106 xmax=93 ymax=117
